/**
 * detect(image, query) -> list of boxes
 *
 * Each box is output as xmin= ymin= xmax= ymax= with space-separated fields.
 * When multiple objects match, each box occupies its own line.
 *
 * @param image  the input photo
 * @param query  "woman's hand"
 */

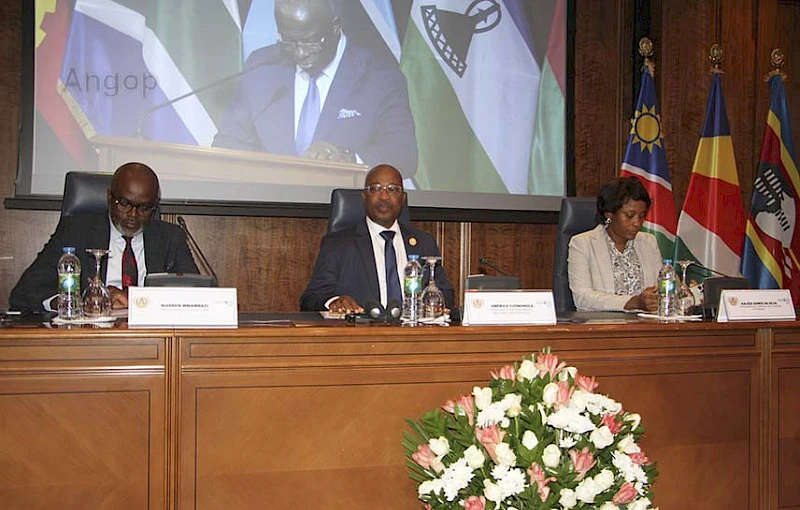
xmin=625 ymin=286 xmax=658 ymax=311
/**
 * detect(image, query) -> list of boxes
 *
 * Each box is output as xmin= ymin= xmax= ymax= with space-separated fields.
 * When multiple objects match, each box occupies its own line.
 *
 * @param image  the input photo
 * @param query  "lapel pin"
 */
xmin=409 ymin=237 xmax=417 ymax=246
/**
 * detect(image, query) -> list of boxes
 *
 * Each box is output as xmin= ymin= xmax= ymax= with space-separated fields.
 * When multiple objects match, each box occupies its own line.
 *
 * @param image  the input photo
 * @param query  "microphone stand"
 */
xmin=177 ymin=216 xmax=219 ymax=286
xmin=478 ymin=257 xmax=510 ymax=277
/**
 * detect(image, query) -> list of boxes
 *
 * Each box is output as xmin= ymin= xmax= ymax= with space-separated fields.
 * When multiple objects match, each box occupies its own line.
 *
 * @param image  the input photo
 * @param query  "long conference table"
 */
xmin=1 ymin=313 xmax=799 ymax=510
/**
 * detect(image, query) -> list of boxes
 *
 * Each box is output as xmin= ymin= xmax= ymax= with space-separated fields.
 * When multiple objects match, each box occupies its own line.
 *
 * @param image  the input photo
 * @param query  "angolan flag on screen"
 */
xmin=741 ymin=73 xmax=800 ymax=301
xmin=57 ymin=0 xmax=243 ymax=146
xmin=619 ymin=66 xmax=678 ymax=258
xmin=400 ymin=0 xmax=555 ymax=195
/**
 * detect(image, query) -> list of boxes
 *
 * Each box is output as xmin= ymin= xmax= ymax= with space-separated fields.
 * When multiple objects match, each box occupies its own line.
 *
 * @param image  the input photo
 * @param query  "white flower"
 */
xmin=590 ymin=425 xmax=615 ymax=449
xmin=612 ymin=451 xmax=648 ymax=485
xmin=440 ymin=458 xmax=475 ymax=501
xmin=547 ymin=407 xmax=596 ymax=434
xmin=464 ymin=445 xmax=486 ymax=469
xmin=559 ymin=488 xmax=577 ymax=509
xmin=559 ymin=366 xmax=578 ymax=381
xmin=494 ymin=442 xmax=517 ymax=467
xmin=542 ymin=382 xmax=559 ymax=406
xmin=569 ymin=389 xmax=588 ymax=412
xmin=473 ymin=386 xmax=493 ymax=410
xmin=496 ymin=467 xmax=527 ymax=498
xmin=537 ymin=402 xmax=548 ymax=423
xmin=594 ymin=469 xmax=615 ymax=492
xmin=585 ymin=393 xmax=622 ymax=415
xmin=599 ymin=502 xmax=620 ymax=510
xmin=522 ymin=430 xmax=539 ymax=450
xmin=502 ymin=393 xmax=522 ymax=417
xmin=518 ymin=359 xmax=537 ymax=380
xmin=483 ymin=479 xmax=504 ymax=503
xmin=559 ymin=433 xmax=578 ymax=448
xmin=575 ymin=477 xmax=600 ymax=503
xmin=476 ymin=401 xmax=508 ymax=427
xmin=429 ymin=437 xmax=450 ymax=457
xmin=418 ymin=478 xmax=443 ymax=496
xmin=617 ymin=434 xmax=641 ymax=454
xmin=625 ymin=412 xmax=642 ymax=430
xmin=542 ymin=444 xmax=561 ymax=468
xmin=628 ymin=497 xmax=653 ymax=510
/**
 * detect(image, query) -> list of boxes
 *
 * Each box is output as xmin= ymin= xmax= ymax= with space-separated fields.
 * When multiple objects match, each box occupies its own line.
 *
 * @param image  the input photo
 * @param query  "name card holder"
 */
xmin=128 ymin=287 xmax=238 ymax=328
xmin=462 ymin=290 xmax=556 ymax=326
xmin=716 ymin=289 xmax=795 ymax=322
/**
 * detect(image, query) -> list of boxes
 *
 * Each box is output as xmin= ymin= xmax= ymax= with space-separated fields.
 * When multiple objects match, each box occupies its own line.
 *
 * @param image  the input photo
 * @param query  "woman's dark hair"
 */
xmin=596 ymin=177 xmax=652 ymax=222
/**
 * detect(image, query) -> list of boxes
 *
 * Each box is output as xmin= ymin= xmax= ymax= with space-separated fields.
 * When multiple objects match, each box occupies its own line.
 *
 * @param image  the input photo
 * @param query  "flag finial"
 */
xmin=709 ymin=44 xmax=723 ymax=74
xmin=638 ymin=37 xmax=655 ymax=77
xmin=765 ymin=48 xmax=787 ymax=81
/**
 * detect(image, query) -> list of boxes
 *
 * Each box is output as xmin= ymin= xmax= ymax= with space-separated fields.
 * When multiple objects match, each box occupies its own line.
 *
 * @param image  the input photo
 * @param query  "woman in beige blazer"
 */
xmin=568 ymin=177 xmax=663 ymax=311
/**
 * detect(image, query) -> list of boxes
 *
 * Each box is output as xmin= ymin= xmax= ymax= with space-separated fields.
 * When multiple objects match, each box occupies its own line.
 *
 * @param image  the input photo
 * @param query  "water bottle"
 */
xmin=657 ymin=258 xmax=677 ymax=317
xmin=58 ymin=247 xmax=82 ymax=320
xmin=402 ymin=254 xmax=423 ymax=324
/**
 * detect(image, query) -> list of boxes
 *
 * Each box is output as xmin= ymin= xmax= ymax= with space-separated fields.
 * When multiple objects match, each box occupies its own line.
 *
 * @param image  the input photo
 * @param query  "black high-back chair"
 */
xmin=553 ymin=197 xmax=599 ymax=313
xmin=327 ymin=188 xmax=411 ymax=233
xmin=61 ymin=171 xmax=113 ymax=217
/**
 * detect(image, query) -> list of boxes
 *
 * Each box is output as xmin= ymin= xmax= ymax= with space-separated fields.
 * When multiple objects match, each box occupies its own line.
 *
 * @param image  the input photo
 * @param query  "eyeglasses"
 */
xmin=364 ymin=184 xmax=404 ymax=195
xmin=279 ymin=31 xmax=330 ymax=53
xmin=111 ymin=194 xmax=158 ymax=215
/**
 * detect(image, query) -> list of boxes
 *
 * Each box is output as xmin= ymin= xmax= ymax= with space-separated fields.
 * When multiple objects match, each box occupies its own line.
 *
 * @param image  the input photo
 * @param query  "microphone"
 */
xmin=137 ymin=48 xmax=287 ymax=139
xmin=177 ymin=216 xmax=219 ymax=286
xmin=684 ymin=260 xmax=736 ymax=279
xmin=478 ymin=257 xmax=510 ymax=277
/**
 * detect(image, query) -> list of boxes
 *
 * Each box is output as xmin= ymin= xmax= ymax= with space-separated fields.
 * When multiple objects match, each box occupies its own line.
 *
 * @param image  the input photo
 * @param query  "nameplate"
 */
xmin=128 ymin=287 xmax=238 ymax=328
xmin=461 ymin=290 xmax=556 ymax=326
xmin=716 ymin=289 xmax=795 ymax=322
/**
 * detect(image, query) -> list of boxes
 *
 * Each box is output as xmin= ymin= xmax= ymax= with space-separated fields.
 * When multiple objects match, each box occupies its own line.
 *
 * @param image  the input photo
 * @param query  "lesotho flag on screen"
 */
xmin=619 ymin=66 xmax=678 ymax=258
xmin=57 ymin=0 xmax=242 ymax=146
xmin=741 ymin=73 xmax=800 ymax=302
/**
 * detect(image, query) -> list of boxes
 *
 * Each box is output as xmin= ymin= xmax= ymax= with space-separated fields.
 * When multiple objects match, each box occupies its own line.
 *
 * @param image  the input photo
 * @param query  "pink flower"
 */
xmin=475 ymin=424 xmax=506 ymax=462
xmin=527 ymin=462 xmax=558 ymax=502
xmin=630 ymin=451 xmax=650 ymax=465
xmin=422 ymin=504 xmax=432 ymax=510
xmin=575 ymin=373 xmax=599 ymax=392
xmin=412 ymin=444 xmax=443 ymax=473
xmin=491 ymin=364 xmax=517 ymax=381
xmin=442 ymin=394 xmax=475 ymax=425
xmin=535 ymin=352 xmax=566 ymax=379
xmin=612 ymin=482 xmax=638 ymax=504
xmin=568 ymin=447 xmax=596 ymax=481
xmin=463 ymin=495 xmax=486 ymax=510
xmin=600 ymin=413 xmax=624 ymax=434
xmin=556 ymin=380 xmax=573 ymax=408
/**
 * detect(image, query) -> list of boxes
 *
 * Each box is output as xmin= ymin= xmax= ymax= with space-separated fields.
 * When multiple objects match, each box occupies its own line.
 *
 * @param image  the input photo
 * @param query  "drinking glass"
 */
xmin=82 ymin=249 xmax=111 ymax=318
xmin=675 ymin=259 xmax=696 ymax=315
xmin=421 ymin=256 xmax=445 ymax=320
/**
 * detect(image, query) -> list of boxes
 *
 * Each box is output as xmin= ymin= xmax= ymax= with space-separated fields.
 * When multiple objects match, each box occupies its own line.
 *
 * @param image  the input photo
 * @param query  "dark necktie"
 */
xmin=380 ymin=231 xmax=402 ymax=304
xmin=122 ymin=236 xmax=138 ymax=289
xmin=296 ymin=74 xmax=320 ymax=155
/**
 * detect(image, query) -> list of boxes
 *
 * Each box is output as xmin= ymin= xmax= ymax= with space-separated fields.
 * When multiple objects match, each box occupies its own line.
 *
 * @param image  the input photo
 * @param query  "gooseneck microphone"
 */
xmin=685 ymin=260 xmax=736 ymax=279
xmin=136 ymin=48 xmax=287 ymax=139
xmin=177 ymin=216 xmax=219 ymax=286
xmin=478 ymin=257 xmax=510 ymax=277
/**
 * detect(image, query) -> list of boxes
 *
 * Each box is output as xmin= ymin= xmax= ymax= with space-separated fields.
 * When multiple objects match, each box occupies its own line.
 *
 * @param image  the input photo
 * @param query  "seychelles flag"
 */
xmin=619 ymin=66 xmax=678 ymax=258
xmin=674 ymin=73 xmax=745 ymax=282
xmin=741 ymin=73 xmax=800 ymax=301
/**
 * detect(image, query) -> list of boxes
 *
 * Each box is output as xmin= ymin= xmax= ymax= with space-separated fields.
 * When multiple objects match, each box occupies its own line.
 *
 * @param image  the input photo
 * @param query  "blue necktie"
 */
xmin=380 ymin=231 xmax=402 ymax=304
xmin=296 ymin=74 xmax=320 ymax=156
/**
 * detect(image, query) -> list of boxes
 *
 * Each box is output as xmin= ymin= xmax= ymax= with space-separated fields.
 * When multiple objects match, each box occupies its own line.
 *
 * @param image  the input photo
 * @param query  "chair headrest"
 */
xmin=327 ymin=188 xmax=411 ymax=233
xmin=61 ymin=172 xmax=113 ymax=217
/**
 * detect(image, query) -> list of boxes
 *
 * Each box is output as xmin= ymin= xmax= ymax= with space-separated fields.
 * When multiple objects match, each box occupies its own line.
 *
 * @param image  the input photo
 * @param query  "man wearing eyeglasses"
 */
xmin=300 ymin=164 xmax=453 ymax=313
xmin=9 ymin=162 xmax=199 ymax=313
xmin=213 ymin=0 xmax=417 ymax=178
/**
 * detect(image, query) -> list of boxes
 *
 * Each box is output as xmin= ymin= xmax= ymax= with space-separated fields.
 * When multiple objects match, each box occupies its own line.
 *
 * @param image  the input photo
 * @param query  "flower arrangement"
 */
xmin=403 ymin=348 xmax=658 ymax=510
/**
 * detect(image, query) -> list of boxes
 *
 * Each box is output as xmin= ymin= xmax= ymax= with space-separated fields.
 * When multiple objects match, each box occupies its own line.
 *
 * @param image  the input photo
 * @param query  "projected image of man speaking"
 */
xmin=213 ymin=0 xmax=418 ymax=178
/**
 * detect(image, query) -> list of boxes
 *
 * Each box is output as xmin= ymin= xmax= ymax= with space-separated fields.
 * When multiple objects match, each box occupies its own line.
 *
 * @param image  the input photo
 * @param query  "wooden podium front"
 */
xmin=1 ymin=320 xmax=799 ymax=509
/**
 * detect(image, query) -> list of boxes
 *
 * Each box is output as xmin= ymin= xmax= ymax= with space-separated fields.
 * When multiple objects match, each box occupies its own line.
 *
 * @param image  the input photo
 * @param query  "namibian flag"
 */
xmin=675 ymin=73 xmax=745 ymax=282
xmin=741 ymin=73 xmax=800 ymax=301
xmin=620 ymin=66 xmax=678 ymax=258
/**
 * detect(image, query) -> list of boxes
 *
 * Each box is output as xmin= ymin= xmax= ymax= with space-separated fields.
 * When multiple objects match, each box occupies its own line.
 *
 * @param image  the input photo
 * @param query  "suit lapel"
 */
xmin=355 ymin=221 xmax=380 ymax=299
xmin=143 ymin=221 xmax=165 ymax=275
xmin=589 ymin=226 xmax=615 ymax=292
xmin=316 ymin=44 xmax=366 ymax=141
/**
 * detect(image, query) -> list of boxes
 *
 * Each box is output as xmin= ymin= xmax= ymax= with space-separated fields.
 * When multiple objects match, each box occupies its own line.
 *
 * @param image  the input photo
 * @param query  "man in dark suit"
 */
xmin=213 ymin=0 xmax=417 ymax=178
xmin=9 ymin=162 xmax=198 ymax=313
xmin=300 ymin=164 xmax=454 ymax=312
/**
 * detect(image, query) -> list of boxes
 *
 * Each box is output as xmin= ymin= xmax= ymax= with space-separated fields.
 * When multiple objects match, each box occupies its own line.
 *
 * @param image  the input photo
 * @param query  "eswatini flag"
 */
xmin=620 ymin=66 xmax=678 ymax=258
xmin=741 ymin=73 xmax=800 ymax=302
xmin=674 ymin=73 xmax=745 ymax=282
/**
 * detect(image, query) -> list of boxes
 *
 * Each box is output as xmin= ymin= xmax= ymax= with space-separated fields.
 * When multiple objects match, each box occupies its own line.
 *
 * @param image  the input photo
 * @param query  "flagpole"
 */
xmin=638 ymin=37 xmax=654 ymax=77
xmin=709 ymin=43 xmax=723 ymax=75
xmin=764 ymin=47 xmax=786 ymax=81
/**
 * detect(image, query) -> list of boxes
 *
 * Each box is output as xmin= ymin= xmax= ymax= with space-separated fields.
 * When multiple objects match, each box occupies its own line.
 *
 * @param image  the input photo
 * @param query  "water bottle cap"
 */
xmin=63 ymin=247 xmax=76 ymax=254
xmin=663 ymin=258 xmax=672 ymax=264
xmin=408 ymin=254 xmax=420 ymax=260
